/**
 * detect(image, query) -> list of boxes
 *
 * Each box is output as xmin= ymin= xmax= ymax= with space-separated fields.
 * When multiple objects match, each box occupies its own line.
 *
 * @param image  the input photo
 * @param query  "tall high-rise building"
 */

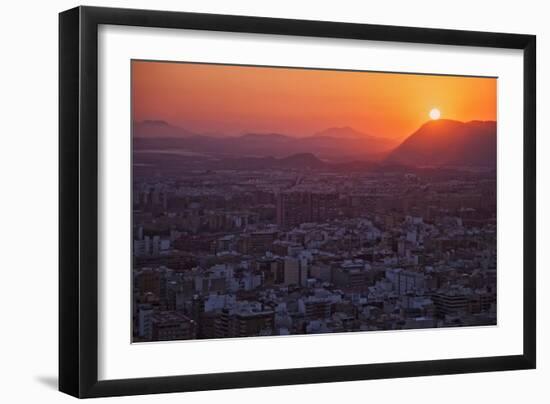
xmin=284 ymin=257 xmax=308 ymax=286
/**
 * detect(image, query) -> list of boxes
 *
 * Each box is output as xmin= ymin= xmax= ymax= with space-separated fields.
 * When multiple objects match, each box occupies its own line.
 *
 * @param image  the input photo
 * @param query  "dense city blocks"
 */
xmin=132 ymin=160 xmax=496 ymax=342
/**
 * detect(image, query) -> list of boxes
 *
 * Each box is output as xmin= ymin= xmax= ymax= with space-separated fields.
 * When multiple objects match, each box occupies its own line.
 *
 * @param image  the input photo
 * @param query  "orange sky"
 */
xmin=132 ymin=60 xmax=496 ymax=140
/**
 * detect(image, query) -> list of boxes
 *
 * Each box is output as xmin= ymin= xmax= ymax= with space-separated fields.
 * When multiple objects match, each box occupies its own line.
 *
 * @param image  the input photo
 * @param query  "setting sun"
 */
xmin=133 ymin=61 xmax=496 ymax=140
xmin=429 ymin=108 xmax=441 ymax=120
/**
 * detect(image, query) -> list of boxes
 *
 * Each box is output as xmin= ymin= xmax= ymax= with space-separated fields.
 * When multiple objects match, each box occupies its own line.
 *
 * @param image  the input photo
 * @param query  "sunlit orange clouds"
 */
xmin=132 ymin=60 xmax=496 ymax=140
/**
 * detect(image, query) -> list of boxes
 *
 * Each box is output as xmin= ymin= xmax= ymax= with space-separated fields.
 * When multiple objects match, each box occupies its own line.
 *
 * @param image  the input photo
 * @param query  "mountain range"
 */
xmin=133 ymin=121 xmax=398 ymax=160
xmin=134 ymin=119 xmax=496 ymax=168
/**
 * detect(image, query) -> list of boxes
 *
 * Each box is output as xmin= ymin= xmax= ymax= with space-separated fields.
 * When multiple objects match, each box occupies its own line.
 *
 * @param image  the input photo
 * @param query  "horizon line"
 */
xmin=132 ymin=118 xmax=498 ymax=139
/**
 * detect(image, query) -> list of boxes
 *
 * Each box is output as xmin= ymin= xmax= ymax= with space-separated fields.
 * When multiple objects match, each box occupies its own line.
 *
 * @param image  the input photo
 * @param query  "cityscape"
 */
xmin=131 ymin=61 xmax=497 ymax=343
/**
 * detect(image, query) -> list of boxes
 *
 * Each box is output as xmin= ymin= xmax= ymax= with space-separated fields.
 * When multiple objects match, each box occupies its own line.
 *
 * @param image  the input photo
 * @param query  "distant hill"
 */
xmin=385 ymin=119 xmax=496 ymax=167
xmin=278 ymin=152 xmax=326 ymax=169
xmin=133 ymin=149 xmax=474 ymax=182
xmin=133 ymin=120 xmax=196 ymax=138
xmin=133 ymin=125 xmax=397 ymax=160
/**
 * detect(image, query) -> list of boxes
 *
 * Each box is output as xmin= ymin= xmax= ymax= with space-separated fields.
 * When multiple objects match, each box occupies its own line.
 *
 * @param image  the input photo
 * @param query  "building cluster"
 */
xmin=132 ymin=167 xmax=497 ymax=342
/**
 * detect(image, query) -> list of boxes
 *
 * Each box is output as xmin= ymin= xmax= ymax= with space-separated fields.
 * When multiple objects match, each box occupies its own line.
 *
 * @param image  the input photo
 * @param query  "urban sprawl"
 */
xmin=133 ymin=163 xmax=497 ymax=342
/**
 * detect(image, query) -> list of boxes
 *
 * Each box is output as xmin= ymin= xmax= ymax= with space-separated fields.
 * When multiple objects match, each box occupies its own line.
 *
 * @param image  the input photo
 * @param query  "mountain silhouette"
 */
xmin=385 ymin=119 xmax=496 ymax=167
xmin=133 ymin=126 xmax=397 ymax=160
xmin=279 ymin=152 xmax=326 ymax=168
xmin=133 ymin=120 xmax=196 ymax=138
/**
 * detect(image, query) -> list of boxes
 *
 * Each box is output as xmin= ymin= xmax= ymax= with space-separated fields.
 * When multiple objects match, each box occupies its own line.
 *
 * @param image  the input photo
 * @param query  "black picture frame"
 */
xmin=59 ymin=5 xmax=536 ymax=398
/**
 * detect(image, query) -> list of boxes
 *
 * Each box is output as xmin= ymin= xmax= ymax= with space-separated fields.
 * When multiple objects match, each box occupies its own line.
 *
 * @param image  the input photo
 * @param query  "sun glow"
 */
xmin=133 ymin=61 xmax=497 ymax=139
xmin=429 ymin=108 xmax=441 ymax=120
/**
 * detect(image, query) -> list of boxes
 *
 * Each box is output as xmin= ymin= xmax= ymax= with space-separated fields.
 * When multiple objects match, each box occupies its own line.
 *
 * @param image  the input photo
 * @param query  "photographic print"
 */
xmin=131 ymin=60 xmax=497 ymax=343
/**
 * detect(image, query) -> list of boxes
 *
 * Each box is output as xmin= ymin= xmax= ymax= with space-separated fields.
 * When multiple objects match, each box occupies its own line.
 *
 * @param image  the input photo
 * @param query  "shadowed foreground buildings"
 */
xmin=132 ymin=160 xmax=497 ymax=342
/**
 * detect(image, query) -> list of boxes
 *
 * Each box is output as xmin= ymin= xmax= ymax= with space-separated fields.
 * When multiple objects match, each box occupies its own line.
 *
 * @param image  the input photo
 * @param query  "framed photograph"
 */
xmin=59 ymin=6 xmax=536 ymax=398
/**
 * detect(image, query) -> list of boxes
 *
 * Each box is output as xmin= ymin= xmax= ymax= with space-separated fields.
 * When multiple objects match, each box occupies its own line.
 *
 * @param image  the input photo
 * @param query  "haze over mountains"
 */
xmin=311 ymin=126 xmax=375 ymax=140
xmin=135 ymin=120 xmax=377 ymax=140
xmin=133 ymin=121 xmax=398 ymax=161
xmin=134 ymin=119 xmax=496 ymax=169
